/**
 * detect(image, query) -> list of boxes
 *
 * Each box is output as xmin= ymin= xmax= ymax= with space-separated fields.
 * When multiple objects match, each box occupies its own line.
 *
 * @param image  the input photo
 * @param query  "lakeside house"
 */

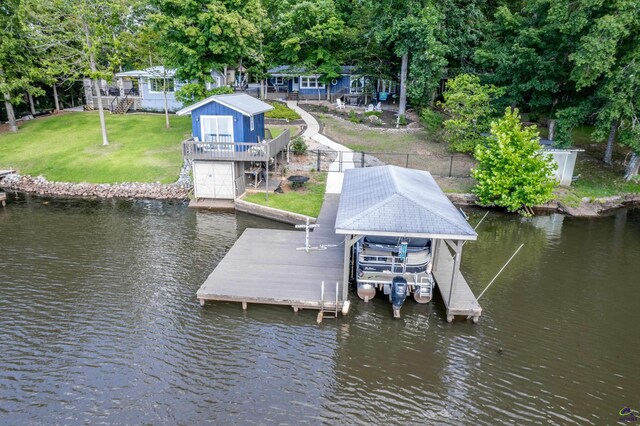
xmin=83 ymin=66 xmax=248 ymax=114
xmin=266 ymin=65 xmax=397 ymax=104
xmin=176 ymin=94 xmax=289 ymax=201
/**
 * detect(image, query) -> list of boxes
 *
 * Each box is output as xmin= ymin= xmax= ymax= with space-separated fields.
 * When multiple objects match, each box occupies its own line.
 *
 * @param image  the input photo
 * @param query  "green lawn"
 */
xmin=243 ymin=173 xmax=326 ymax=217
xmin=0 ymin=112 xmax=192 ymax=183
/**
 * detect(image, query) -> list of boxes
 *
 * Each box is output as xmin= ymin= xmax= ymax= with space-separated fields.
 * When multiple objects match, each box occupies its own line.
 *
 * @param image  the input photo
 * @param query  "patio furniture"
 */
xmin=374 ymin=102 xmax=382 ymax=112
xmin=245 ymin=166 xmax=264 ymax=188
xmin=287 ymin=175 xmax=309 ymax=189
xmin=336 ymin=99 xmax=346 ymax=110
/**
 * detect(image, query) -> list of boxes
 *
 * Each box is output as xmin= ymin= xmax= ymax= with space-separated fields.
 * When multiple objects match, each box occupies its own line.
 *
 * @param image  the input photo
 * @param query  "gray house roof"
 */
xmin=176 ymin=93 xmax=274 ymax=117
xmin=335 ymin=166 xmax=478 ymax=240
xmin=268 ymin=65 xmax=356 ymax=76
xmin=115 ymin=66 xmax=176 ymax=78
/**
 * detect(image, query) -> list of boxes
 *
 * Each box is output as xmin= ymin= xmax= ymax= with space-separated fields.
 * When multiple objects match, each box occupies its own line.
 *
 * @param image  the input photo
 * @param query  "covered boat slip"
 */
xmin=335 ymin=166 xmax=482 ymax=322
xmin=196 ymin=195 xmax=346 ymax=311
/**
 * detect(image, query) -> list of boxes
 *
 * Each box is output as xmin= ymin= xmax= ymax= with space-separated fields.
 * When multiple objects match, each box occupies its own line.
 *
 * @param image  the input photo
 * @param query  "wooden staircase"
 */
xmin=113 ymin=98 xmax=134 ymax=114
xmin=286 ymin=91 xmax=299 ymax=101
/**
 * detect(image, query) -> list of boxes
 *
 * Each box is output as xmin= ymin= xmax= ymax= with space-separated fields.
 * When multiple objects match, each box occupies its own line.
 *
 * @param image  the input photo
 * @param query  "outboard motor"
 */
xmin=390 ymin=276 xmax=408 ymax=318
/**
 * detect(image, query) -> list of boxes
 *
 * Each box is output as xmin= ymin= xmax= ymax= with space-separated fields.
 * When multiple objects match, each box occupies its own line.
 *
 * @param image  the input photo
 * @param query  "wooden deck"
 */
xmin=432 ymin=243 xmax=482 ymax=322
xmin=197 ymin=195 xmax=346 ymax=311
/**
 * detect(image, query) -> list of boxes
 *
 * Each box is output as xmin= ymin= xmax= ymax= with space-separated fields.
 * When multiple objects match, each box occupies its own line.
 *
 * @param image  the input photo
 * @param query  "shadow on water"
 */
xmin=1 ymin=195 xmax=639 ymax=424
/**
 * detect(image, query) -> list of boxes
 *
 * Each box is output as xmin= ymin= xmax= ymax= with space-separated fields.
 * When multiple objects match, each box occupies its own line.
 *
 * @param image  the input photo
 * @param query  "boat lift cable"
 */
xmin=462 ymin=211 xmax=490 ymax=248
xmin=476 ymin=243 xmax=525 ymax=301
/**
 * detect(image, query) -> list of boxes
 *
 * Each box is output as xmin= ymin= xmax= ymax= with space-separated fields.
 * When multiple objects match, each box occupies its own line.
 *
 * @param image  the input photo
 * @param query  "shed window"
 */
xmin=149 ymin=78 xmax=175 ymax=93
xmin=201 ymin=115 xmax=234 ymax=146
xmin=300 ymin=76 xmax=325 ymax=89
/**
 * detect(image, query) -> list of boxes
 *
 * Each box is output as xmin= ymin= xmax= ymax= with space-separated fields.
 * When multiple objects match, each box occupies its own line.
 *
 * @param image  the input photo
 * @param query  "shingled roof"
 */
xmin=335 ymin=166 xmax=477 ymax=240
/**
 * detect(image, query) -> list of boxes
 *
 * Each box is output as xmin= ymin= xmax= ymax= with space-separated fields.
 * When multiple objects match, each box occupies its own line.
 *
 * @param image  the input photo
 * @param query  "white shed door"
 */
xmin=193 ymin=162 xmax=235 ymax=199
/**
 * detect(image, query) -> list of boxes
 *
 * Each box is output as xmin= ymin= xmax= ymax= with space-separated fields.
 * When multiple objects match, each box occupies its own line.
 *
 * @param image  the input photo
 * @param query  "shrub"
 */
xmin=420 ymin=108 xmax=443 ymax=134
xmin=472 ymin=108 xmax=557 ymax=214
xmin=349 ymin=109 xmax=363 ymax=123
xmin=398 ymin=114 xmax=408 ymax=126
xmin=291 ymin=137 xmax=307 ymax=155
xmin=440 ymin=74 xmax=504 ymax=153
xmin=265 ymin=102 xmax=301 ymax=120
xmin=364 ymin=111 xmax=382 ymax=117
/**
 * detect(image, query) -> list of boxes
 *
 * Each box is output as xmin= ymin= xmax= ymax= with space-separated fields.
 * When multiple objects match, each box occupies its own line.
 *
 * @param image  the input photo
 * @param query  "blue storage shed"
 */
xmin=176 ymin=94 xmax=274 ymax=143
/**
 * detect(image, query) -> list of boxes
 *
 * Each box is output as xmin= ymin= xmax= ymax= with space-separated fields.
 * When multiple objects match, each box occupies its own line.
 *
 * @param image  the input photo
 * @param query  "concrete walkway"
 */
xmin=287 ymin=101 xmax=353 ymax=194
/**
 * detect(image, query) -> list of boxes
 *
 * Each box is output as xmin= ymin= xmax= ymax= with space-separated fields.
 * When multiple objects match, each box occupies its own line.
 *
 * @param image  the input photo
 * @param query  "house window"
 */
xmin=250 ymin=115 xmax=255 ymax=131
xmin=300 ymin=76 xmax=325 ymax=89
xmin=350 ymin=77 xmax=364 ymax=94
xmin=149 ymin=78 xmax=175 ymax=93
xmin=273 ymin=77 xmax=284 ymax=85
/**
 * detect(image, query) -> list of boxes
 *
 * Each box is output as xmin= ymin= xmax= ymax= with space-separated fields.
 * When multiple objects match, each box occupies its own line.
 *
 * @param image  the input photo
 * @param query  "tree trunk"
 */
xmin=3 ymin=92 xmax=18 ymax=132
xmin=548 ymin=119 xmax=556 ymax=142
xmin=223 ymin=65 xmax=228 ymax=86
xmin=53 ymin=84 xmax=61 ymax=112
xmin=624 ymin=153 xmax=640 ymax=181
xmin=27 ymin=92 xmax=36 ymax=115
xmin=84 ymin=20 xmax=109 ymax=146
xmin=163 ymin=86 xmax=170 ymax=130
xmin=603 ymin=120 xmax=618 ymax=165
xmin=398 ymin=52 xmax=408 ymax=117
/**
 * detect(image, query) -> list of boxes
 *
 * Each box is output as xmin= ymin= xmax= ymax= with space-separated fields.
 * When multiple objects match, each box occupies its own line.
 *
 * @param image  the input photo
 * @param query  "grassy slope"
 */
xmin=0 ymin=112 xmax=191 ymax=183
xmin=243 ymin=173 xmax=326 ymax=217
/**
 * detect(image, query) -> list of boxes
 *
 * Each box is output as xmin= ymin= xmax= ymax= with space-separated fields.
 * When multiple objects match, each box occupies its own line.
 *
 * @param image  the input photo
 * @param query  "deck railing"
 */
xmin=182 ymin=129 xmax=290 ymax=162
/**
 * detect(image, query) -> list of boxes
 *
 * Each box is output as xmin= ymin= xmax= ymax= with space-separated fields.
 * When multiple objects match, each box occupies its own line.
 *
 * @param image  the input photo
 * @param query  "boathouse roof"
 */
xmin=176 ymin=93 xmax=274 ymax=117
xmin=335 ymin=166 xmax=477 ymax=240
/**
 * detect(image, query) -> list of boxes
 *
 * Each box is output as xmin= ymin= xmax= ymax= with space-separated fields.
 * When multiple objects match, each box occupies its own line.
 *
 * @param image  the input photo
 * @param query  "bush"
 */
xmin=349 ymin=109 xmax=363 ymax=123
xmin=440 ymin=73 xmax=504 ymax=153
xmin=420 ymin=108 xmax=443 ymax=134
xmin=265 ymin=102 xmax=301 ymax=120
xmin=398 ymin=114 xmax=408 ymax=126
xmin=291 ymin=137 xmax=307 ymax=155
xmin=364 ymin=111 xmax=382 ymax=117
xmin=175 ymin=83 xmax=234 ymax=105
xmin=472 ymin=108 xmax=557 ymax=214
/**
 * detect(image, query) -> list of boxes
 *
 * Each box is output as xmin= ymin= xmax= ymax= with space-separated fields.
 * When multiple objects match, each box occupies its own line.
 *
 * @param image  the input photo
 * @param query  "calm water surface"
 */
xmin=0 ymin=194 xmax=639 ymax=425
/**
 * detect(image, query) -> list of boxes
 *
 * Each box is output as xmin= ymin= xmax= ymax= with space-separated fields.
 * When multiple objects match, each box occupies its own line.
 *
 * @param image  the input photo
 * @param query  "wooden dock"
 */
xmin=432 ymin=243 xmax=482 ymax=323
xmin=197 ymin=195 xmax=347 ymax=312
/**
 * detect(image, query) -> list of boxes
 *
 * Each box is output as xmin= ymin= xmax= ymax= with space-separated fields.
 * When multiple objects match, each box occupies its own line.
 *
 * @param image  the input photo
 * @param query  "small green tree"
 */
xmin=440 ymin=74 xmax=504 ymax=153
xmin=472 ymin=108 xmax=557 ymax=214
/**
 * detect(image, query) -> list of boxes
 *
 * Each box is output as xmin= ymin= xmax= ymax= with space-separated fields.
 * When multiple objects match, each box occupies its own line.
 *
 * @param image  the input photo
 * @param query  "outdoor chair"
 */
xmin=374 ymin=102 xmax=382 ymax=112
xmin=365 ymin=104 xmax=374 ymax=112
xmin=336 ymin=99 xmax=346 ymax=110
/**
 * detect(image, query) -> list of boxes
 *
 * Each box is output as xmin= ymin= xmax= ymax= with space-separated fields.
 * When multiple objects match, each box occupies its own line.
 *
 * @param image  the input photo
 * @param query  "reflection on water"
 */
xmin=1 ymin=194 xmax=638 ymax=424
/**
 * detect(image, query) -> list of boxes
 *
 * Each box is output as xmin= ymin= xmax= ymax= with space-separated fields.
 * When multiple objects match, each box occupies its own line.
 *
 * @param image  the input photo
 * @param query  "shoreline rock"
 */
xmin=0 ymin=173 xmax=192 ymax=201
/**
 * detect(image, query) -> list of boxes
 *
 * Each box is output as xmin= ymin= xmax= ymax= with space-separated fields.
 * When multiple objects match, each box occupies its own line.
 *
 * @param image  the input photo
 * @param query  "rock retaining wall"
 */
xmin=0 ymin=173 xmax=191 ymax=201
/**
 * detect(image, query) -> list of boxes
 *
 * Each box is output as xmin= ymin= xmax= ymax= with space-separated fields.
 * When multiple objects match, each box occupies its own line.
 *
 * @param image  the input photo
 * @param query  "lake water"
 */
xmin=1 ymin=194 xmax=639 ymax=424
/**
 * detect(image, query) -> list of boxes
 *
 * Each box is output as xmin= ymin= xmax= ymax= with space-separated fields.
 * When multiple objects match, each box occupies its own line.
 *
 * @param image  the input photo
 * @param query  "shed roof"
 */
xmin=175 ymin=94 xmax=274 ymax=117
xmin=115 ymin=66 xmax=176 ymax=78
xmin=335 ymin=166 xmax=477 ymax=240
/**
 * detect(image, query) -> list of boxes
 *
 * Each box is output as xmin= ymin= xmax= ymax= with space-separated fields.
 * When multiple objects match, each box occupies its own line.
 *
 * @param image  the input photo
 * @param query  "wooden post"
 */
xmin=447 ymin=240 xmax=462 ymax=311
xmin=242 ymin=301 xmax=248 ymax=310
xmin=342 ymin=235 xmax=361 ymax=300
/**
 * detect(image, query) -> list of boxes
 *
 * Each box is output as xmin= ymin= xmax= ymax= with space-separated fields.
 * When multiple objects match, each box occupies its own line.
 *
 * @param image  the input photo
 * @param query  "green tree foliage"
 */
xmin=367 ymin=0 xmax=446 ymax=114
xmin=440 ymin=74 xmax=503 ymax=152
xmin=175 ymin=84 xmax=234 ymax=106
xmin=472 ymin=108 xmax=557 ymax=214
xmin=0 ymin=0 xmax=44 ymax=131
xmin=149 ymin=0 xmax=264 ymax=84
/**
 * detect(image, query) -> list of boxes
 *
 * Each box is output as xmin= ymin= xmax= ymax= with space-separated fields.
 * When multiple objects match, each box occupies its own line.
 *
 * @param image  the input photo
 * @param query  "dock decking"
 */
xmin=197 ymin=195 xmax=346 ymax=311
xmin=432 ymin=243 xmax=482 ymax=322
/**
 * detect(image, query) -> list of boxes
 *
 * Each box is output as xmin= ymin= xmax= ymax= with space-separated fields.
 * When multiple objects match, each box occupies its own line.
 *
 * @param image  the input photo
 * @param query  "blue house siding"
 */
xmin=271 ymin=75 xmax=353 ymax=97
xmin=189 ymin=101 xmax=266 ymax=143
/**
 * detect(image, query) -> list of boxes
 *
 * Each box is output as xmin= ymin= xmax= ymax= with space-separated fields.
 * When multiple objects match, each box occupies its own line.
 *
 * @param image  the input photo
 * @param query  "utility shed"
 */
xmin=176 ymin=93 xmax=273 ymax=143
xmin=335 ymin=165 xmax=482 ymax=322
